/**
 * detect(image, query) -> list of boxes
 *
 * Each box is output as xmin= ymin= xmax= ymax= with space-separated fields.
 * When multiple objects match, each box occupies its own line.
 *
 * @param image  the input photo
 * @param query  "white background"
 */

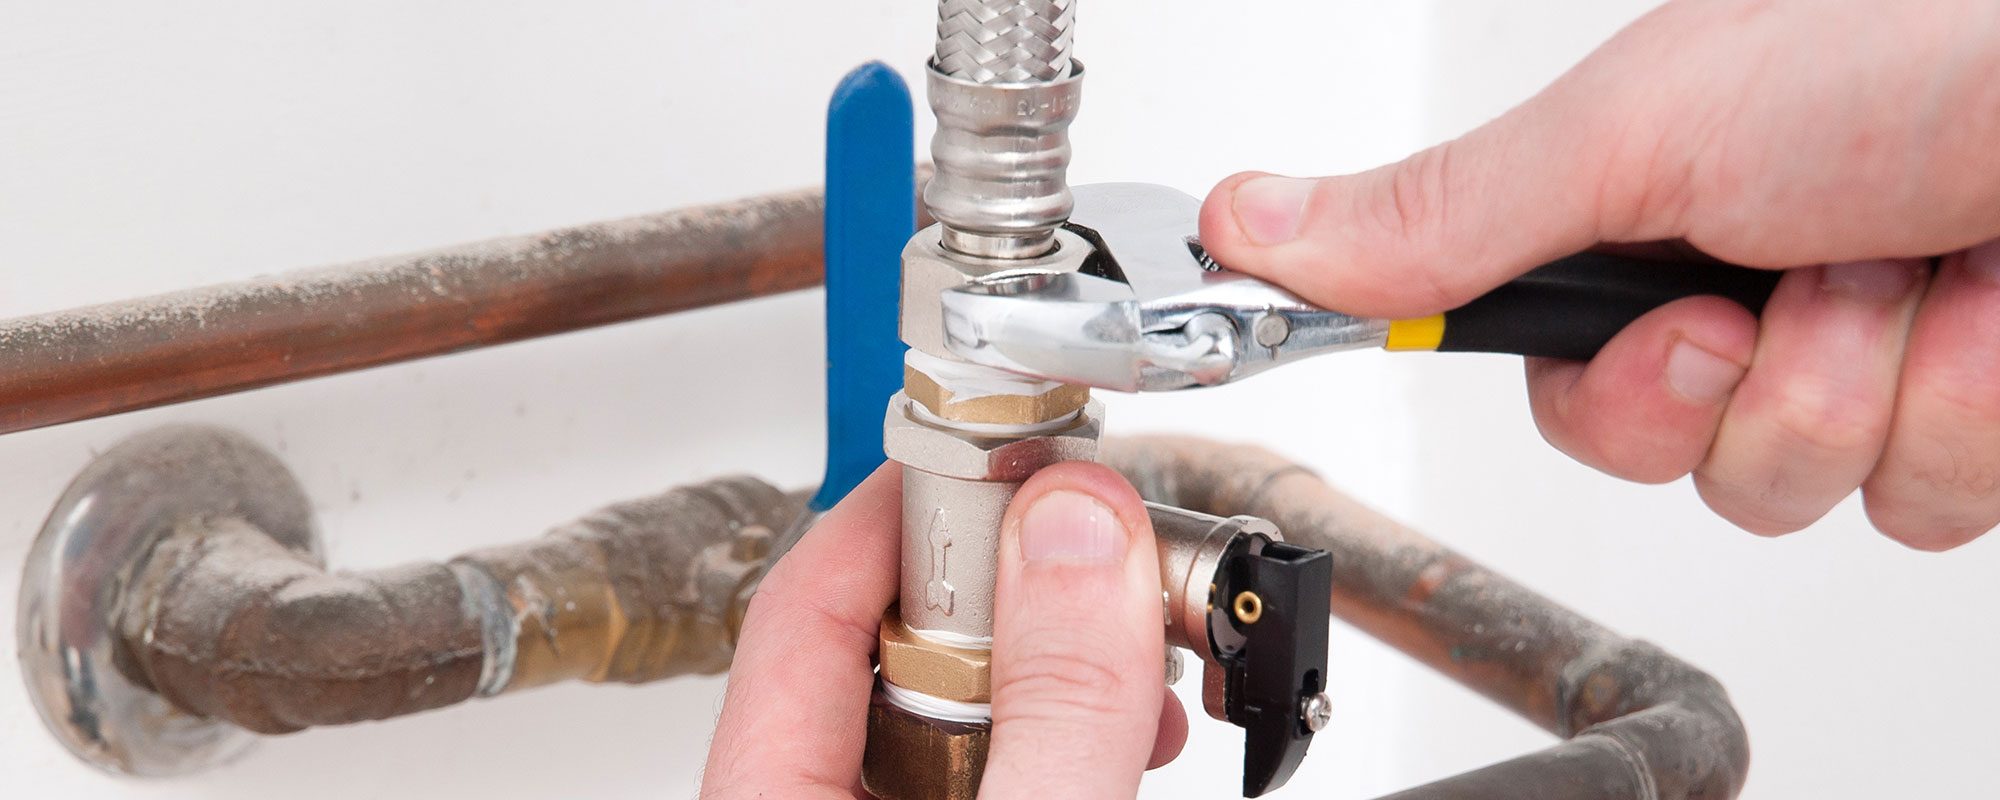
xmin=2 ymin=2 xmax=1993 ymax=797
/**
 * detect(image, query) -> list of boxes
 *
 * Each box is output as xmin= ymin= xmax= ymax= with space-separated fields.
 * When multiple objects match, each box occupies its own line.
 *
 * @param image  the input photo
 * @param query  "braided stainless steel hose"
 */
xmin=934 ymin=0 xmax=1075 ymax=83
xmin=926 ymin=0 xmax=1082 ymax=260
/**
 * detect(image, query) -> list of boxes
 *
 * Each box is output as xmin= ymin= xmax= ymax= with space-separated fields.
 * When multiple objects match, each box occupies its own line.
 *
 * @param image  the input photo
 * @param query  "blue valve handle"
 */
xmin=811 ymin=62 xmax=914 ymax=511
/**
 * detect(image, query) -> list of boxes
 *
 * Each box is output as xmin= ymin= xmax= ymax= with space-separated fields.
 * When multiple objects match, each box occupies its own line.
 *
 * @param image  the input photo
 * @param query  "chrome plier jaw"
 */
xmin=939 ymin=182 xmax=1388 ymax=392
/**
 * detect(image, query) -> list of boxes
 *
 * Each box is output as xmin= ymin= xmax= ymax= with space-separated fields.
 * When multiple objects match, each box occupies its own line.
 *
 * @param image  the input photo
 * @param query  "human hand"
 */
xmin=1199 ymin=0 xmax=2000 ymax=549
xmin=701 ymin=463 xmax=1188 ymax=798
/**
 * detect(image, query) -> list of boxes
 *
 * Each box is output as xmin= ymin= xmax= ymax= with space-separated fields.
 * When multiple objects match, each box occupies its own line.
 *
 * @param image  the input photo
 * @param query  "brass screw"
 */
xmin=1232 ymin=591 xmax=1263 ymax=624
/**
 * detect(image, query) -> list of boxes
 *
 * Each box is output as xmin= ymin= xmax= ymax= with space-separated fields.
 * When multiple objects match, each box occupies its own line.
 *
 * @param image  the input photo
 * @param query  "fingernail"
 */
xmin=1821 ymin=260 xmax=1918 ymax=303
xmin=1019 ymin=490 xmax=1127 ymax=564
xmin=1231 ymin=176 xmax=1317 ymax=246
xmin=1665 ymin=339 xmax=1747 ymax=405
xmin=1966 ymin=241 xmax=2000 ymax=285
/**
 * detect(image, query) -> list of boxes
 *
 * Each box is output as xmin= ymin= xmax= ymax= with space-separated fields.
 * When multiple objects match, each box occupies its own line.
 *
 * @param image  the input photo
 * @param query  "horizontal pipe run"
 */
xmin=1101 ymin=436 xmax=1749 ymax=800
xmin=0 ymin=176 xmax=930 ymax=438
xmin=104 ymin=432 xmax=1743 ymax=800
xmin=120 ymin=475 xmax=800 ymax=734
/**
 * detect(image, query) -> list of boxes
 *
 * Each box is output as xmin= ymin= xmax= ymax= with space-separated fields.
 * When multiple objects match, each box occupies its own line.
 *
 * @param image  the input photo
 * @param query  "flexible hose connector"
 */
xmin=935 ymin=0 xmax=1076 ymax=84
xmin=927 ymin=1 xmax=1082 ymax=260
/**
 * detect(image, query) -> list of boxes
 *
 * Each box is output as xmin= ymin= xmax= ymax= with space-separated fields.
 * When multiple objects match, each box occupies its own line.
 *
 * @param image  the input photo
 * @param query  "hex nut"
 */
xmin=879 ymin=608 xmax=992 ymax=703
xmin=883 ymin=394 xmax=1102 ymax=482
xmin=863 ymin=694 xmax=990 ymax=800
xmin=904 ymin=365 xmax=1089 ymax=426
xmin=899 ymin=224 xmax=1091 ymax=361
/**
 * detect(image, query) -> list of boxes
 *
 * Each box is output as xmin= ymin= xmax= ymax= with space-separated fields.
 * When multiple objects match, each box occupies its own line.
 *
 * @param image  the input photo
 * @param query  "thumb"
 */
xmin=1198 ymin=26 xmax=1682 ymax=319
xmin=981 ymin=463 xmax=1165 ymax=798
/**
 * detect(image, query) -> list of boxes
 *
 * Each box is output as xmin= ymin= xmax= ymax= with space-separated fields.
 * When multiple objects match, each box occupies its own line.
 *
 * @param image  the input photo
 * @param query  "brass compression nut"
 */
xmin=878 ymin=607 xmax=991 ymax=703
xmin=863 ymin=694 xmax=990 ymax=800
xmin=904 ymin=365 xmax=1089 ymax=426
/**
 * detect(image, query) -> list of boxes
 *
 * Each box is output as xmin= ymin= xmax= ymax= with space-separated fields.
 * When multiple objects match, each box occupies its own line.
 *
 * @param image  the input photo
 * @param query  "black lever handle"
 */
xmin=1211 ymin=533 xmax=1333 ymax=797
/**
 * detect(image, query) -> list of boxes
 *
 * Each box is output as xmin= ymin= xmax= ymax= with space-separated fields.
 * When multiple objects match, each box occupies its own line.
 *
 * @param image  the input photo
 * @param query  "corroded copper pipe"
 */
xmin=1102 ymin=436 xmax=1749 ymax=800
xmin=0 ymin=179 xmax=931 ymax=437
xmin=119 ymin=475 xmax=799 ymax=734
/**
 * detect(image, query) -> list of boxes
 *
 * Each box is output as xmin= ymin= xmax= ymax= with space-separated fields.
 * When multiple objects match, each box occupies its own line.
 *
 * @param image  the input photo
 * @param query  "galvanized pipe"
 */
xmin=0 ymin=182 xmax=934 ymax=438
xmin=1102 ymin=436 xmax=1750 ymax=800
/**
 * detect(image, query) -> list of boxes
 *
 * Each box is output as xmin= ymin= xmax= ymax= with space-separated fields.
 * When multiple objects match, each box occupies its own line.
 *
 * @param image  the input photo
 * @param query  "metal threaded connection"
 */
xmin=935 ymin=0 xmax=1076 ymax=84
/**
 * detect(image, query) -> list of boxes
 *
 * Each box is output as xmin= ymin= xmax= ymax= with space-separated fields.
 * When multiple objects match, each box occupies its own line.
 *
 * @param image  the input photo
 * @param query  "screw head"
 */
xmin=1253 ymin=313 xmax=1292 ymax=348
xmin=1300 ymin=692 xmax=1332 ymax=732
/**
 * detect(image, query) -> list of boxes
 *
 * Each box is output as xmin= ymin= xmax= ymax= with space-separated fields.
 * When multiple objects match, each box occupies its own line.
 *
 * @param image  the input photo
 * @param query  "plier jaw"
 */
xmin=938 ymin=182 xmax=1388 ymax=392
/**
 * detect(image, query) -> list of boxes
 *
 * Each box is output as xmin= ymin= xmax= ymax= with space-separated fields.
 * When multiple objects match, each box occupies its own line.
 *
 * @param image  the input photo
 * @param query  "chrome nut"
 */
xmin=899 ymin=224 xmax=1091 ymax=362
xmin=883 ymin=394 xmax=1102 ymax=482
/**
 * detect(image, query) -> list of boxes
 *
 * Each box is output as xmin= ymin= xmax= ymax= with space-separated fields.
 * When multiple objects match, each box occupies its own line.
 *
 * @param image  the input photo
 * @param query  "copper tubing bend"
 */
xmin=112 ymin=434 xmax=1745 ymax=800
xmin=1101 ymin=436 xmax=1749 ymax=800
xmin=118 ymin=476 xmax=801 ymax=733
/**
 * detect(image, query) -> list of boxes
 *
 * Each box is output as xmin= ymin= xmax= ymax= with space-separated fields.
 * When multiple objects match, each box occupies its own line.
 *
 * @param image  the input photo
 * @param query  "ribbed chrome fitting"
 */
xmin=924 ymin=60 xmax=1084 ymax=260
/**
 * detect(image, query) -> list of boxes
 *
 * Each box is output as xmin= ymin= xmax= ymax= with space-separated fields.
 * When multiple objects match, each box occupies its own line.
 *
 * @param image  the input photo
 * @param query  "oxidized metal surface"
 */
xmin=452 ymin=478 xmax=789 ymax=691
xmin=1103 ymin=436 xmax=1751 ymax=800
xmin=879 ymin=607 xmax=993 ymax=703
xmin=904 ymin=364 xmax=1089 ymax=425
xmin=0 ymin=181 xmax=934 ymax=438
xmin=30 ymin=425 xmax=798 ymax=777
xmin=117 ymin=471 xmax=796 ymax=737
xmin=16 ymin=425 xmax=320 ymax=776
xmin=863 ymin=693 xmax=991 ymax=800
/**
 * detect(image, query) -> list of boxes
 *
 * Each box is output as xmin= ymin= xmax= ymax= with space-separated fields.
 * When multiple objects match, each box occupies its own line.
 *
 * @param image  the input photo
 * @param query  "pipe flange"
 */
xmin=16 ymin=425 xmax=321 ymax=776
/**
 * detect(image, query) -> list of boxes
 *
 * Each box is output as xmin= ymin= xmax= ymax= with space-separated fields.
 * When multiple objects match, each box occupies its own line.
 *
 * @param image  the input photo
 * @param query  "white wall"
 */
xmin=1401 ymin=3 xmax=2000 ymax=799
xmin=0 ymin=2 xmax=1989 ymax=798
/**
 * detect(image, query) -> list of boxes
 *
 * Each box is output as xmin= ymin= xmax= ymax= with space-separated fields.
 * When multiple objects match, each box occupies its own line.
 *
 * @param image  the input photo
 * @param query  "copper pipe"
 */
xmin=1102 ymin=436 xmax=1749 ymax=800
xmin=108 ymin=431 xmax=1746 ymax=798
xmin=0 ymin=179 xmax=931 ymax=437
xmin=119 ymin=475 xmax=800 ymax=734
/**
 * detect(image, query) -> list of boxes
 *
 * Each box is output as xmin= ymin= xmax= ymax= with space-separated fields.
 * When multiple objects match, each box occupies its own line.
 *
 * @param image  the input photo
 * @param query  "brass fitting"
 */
xmin=904 ymin=365 xmax=1089 ymax=426
xmin=863 ymin=695 xmax=990 ymax=800
xmin=878 ymin=607 xmax=992 ymax=703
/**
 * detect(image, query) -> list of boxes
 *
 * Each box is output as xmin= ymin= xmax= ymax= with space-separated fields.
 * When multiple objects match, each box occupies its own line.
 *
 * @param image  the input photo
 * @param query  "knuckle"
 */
xmin=1766 ymin=376 xmax=1890 ymax=456
xmin=1384 ymin=145 xmax=1453 ymax=245
xmin=1863 ymin=493 xmax=1997 ymax=552
xmin=1597 ymin=114 xmax=1703 ymax=241
xmin=1694 ymin=470 xmax=1820 ymax=537
xmin=995 ymin=643 xmax=1132 ymax=718
xmin=1894 ymin=430 xmax=2000 ymax=503
xmin=1917 ymin=362 xmax=2000 ymax=431
xmin=1369 ymin=146 xmax=1463 ymax=309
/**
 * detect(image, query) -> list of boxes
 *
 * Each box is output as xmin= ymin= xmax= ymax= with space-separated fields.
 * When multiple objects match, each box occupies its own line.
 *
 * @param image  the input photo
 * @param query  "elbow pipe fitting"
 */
xmin=1101 ymin=435 xmax=1750 ymax=800
xmin=19 ymin=425 xmax=799 ymax=775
